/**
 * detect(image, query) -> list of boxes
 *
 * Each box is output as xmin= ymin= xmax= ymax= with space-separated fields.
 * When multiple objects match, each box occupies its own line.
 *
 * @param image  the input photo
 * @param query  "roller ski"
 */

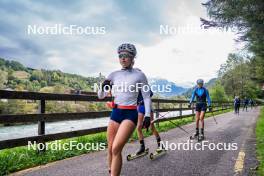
xmin=149 ymin=147 xmax=166 ymax=160
xmin=190 ymin=134 xmax=205 ymax=142
xmin=190 ymin=128 xmax=205 ymax=142
xmin=127 ymin=145 xmax=149 ymax=161
xmin=190 ymin=128 xmax=199 ymax=140
xmin=198 ymin=133 xmax=205 ymax=142
xmin=198 ymin=128 xmax=205 ymax=142
xmin=190 ymin=133 xmax=199 ymax=140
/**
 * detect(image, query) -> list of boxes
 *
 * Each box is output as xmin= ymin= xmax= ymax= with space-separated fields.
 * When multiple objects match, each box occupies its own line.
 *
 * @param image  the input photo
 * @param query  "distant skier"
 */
xmin=243 ymin=97 xmax=249 ymax=112
xmin=249 ymin=99 xmax=254 ymax=109
xmin=234 ymin=96 xmax=240 ymax=115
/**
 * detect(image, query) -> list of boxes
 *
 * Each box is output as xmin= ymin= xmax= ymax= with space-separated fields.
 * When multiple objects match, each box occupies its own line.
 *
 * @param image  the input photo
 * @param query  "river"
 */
xmin=0 ymin=110 xmax=193 ymax=140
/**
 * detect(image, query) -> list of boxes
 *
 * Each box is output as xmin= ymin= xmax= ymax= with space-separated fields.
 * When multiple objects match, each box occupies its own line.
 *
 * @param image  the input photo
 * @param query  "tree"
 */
xmin=51 ymin=72 xmax=60 ymax=82
xmin=201 ymin=0 xmax=264 ymax=98
xmin=210 ymin=81 xmax=229 ymax=102
xmin=218 ymin=53 xmax=260 ymax=98
xmin=40 ymin=80 xmax=47 ymax=87
xmin=201 ymin=0 xmax=264 ymax=44
xmin=6 ymin=60 xmax=26 ymax=71
xmin=0 ymin=58 xmax=5 ymax=67
xmin=30 ymin=70 xmax=44 ymax=81
xmin=0 ymin=70 xmax=7 ymax=89
xmin=7 ymin=70 xmax=15 ymax=81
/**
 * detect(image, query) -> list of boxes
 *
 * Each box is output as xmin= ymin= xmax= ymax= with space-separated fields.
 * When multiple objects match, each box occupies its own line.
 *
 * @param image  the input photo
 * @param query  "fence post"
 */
xmin=179 ymin=102 xmax=182 ymax=117
xmin=38 ymin=99 xmax=46 ymax=152
xmin=156 ymin=101 xmax=160 ymax=127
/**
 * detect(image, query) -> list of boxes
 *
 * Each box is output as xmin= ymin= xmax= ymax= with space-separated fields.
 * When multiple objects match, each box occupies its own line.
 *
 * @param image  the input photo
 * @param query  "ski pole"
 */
xmin=153 ymin=110 xmax=171 ymax=120
xmin=166 ymin=119 xmax=190 ymax=134
xmin=211 ymin=110 xmax=218 ymax=124
xmin=152 ymin=111 xmax=190 ymax=134
xmin=151 ymin=111 xmax=171 ymax=123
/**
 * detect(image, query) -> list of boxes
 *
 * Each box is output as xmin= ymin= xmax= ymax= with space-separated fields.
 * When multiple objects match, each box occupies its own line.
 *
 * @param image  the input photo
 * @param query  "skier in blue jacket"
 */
xmin=189 ymin=79 xmax=212 ymax=139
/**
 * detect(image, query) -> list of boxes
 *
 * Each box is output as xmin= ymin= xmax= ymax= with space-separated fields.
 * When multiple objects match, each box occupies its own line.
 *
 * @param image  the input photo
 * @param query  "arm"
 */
xmin=97 ymin=90 xmax=108 ymax=99
xmin=189 ymin=89 xmax=196 ymax=104
xmin=97 ymin=73 xmax=113 ymax=99
xmin=140 ymin=73 xmax=152 ymax=117
xmin=206 ymin=89 xmax=211 ymax=106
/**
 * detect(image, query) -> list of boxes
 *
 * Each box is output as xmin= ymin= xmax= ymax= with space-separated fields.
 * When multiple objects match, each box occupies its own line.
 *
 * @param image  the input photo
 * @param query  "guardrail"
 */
xmin=0 ymin=90 xmax=233 ymax=150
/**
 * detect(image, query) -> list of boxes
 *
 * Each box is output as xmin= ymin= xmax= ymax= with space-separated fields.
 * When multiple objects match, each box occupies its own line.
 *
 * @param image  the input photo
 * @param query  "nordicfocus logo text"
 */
xmin=28 ymin=141 xmax=106 ymax=151
xmin=160 ymin=140 xmax=238 ymax=151
xmin=27 ymin=24 xmax=106 ymax=35
xmin=93 ymin=82 xmax=172 ymax=93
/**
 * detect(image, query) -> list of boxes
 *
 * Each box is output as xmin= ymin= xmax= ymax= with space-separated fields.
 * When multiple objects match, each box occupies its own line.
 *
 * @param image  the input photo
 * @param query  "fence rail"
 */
xmin=0 ymin=90 xmax=233 ymax=150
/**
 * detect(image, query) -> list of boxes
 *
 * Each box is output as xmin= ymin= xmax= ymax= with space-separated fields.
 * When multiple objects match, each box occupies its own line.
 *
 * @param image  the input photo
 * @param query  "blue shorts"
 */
xmin=195 ymin=103 xmax=207 ymax=112
xmin=110 ymin=108 xmax=138 ymax=125
xmin=137 ymin=104 xmax=153 ymax=114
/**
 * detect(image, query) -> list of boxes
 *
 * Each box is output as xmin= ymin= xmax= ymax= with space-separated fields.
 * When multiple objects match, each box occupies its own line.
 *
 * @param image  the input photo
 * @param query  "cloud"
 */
xmin=0 ymin=0 xmax=238 ymax=85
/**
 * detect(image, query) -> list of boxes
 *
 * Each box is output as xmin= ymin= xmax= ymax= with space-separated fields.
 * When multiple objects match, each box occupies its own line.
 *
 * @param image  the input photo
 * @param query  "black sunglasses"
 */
xmin=119 ymin=53 xmax=133 ymax=59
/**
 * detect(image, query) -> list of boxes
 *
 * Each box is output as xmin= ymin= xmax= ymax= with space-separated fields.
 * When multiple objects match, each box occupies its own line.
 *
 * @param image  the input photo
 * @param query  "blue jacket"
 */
xmin=190 ymin=87 xmax=211 ymax=106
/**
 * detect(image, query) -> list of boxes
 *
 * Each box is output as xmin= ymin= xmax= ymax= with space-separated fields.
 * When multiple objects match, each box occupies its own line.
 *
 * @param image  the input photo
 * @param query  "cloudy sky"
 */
xmin=0 ymin=0 xmax=240 ymax=87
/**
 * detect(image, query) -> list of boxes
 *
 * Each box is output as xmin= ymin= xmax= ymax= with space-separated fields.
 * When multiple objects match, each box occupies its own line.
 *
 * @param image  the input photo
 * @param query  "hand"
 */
xmin=208 ymin=106 xmax=212 ymax=112
xmin=143 ymin=116 xmax=151 ymax=129
xmin=188 ymin=103 xmax=191 ymax=108
xmin=101 ymin=80 xmax=112 ymax=91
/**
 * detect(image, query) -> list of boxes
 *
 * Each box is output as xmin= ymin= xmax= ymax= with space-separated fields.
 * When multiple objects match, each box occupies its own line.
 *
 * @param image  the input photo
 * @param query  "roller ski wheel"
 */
xmin=198 ymin=135 xmax=205 ymax=142
xmin=149 ymin=148 xmax=166 ymax=160
xmin=126 ymin=148 xmax=149 ymax=161
xmin=190 ymin=134 xmax=199 ymax=140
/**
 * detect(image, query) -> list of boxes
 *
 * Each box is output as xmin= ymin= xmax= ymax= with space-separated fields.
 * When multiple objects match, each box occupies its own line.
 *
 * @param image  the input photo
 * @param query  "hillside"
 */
xmin=0 ymin=58 xmax=188 ymax=97
xmin=0 ymin=58 xmax=103 ymax=93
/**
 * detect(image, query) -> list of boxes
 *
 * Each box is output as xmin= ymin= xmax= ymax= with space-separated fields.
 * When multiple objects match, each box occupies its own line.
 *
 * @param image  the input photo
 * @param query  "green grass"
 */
xmin=256 ymin=106 xmax=264 ymax=175
xmin=0 ymin=109 xmax=231 ymax=175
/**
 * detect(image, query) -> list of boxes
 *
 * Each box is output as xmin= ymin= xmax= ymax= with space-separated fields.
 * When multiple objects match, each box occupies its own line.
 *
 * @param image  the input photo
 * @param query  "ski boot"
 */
xmin=190 ymin=128 xmax=199 ymax=140
xmin=198 ymin=133 xmax=205 ymax=142
xmin=127 ymin=142 xmax=149 ymax=161
xmin=198 ymin=129 xmax=205 ymax=141
xmin=149 ymin=140 xmax=166 ymax=160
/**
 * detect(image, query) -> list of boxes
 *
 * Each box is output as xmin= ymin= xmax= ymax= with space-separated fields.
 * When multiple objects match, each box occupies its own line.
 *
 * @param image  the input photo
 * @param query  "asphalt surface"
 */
xmin=12 ymin=107 xmax=260 ymax=176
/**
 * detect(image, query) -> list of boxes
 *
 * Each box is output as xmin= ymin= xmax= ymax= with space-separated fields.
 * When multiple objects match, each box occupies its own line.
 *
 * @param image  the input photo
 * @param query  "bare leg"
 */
xmin=150 ymin=112 xmax=160 ymax=138
xmin=137 ymin=113 xmax=144 ymax=141
xmin=107 ymin=120 xmax=119 ymax=173
xmin=200 ymin=111 xmax=205 ymax=129
xmin=196 ymin=111 xmax=201 ymax=128
xmin=111 ymin=120 xmax=135 ymax=176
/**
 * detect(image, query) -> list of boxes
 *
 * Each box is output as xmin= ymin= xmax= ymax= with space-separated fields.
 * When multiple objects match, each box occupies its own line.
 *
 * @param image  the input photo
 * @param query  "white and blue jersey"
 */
xmin=98 ymin=68 xmax=152 ymax=124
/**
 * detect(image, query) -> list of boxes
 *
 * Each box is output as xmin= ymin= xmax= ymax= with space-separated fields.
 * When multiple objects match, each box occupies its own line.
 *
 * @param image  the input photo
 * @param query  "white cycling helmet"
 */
xmin=117 ymin=43 xmax=137 ymax=58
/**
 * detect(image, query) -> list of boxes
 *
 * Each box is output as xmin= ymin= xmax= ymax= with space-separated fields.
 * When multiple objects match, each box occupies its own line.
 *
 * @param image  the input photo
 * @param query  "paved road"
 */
xmin=12 ymin=107 xmax=260 ymax=176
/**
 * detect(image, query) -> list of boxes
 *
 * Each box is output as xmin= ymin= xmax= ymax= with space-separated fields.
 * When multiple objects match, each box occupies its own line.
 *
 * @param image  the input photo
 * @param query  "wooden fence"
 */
xmin=0 ymin=90 xmax=233 ymax=150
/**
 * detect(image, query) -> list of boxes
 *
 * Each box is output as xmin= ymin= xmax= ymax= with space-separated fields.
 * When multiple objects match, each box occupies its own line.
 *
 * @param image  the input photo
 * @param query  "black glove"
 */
xmin=188 ymin=103 xmax=191 ymax=108
xmin=101 ymin=80 xmax=112 ymax=91
xmin=143 ymin=116 xmax=151 ymax=130
xmin=208 ymin=106 xmax=212 ymax=112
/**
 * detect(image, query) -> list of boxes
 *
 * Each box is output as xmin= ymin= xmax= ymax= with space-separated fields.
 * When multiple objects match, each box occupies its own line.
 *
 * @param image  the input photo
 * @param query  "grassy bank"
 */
xmin=256 ymin=106 xmax=264 ymax=175
xmin=0 ymin=109 xmax=231 ymax=175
